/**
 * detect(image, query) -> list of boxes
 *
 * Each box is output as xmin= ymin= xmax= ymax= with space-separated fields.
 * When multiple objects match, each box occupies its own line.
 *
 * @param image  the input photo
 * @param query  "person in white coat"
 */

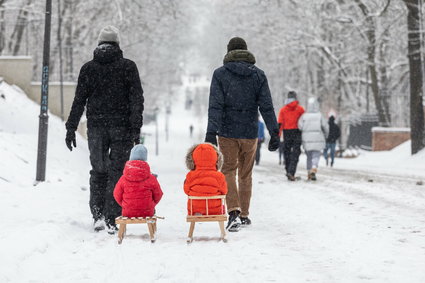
xmin=298 ymin=98 xmax=329 ymax=180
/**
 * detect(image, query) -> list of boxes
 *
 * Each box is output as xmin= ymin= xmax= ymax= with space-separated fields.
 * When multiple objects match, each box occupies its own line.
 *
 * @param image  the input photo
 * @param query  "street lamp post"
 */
xmin=35 ymin=0 xmax=52 ymax=182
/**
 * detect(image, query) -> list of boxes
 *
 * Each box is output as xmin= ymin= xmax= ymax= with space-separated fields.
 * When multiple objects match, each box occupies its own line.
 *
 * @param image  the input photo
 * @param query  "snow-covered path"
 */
xmin=1 ymin=81 xmax=425 ymax=283
xmin=253 ymin=154 xmax=425 ymax=282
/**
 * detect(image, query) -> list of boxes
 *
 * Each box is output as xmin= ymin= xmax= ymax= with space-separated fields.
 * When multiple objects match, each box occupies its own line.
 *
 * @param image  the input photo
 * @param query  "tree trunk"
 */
xmin=379 ymin=29 xmax=391 ymax=125
xmin=63 ymin=0 xmax=75 ymax=80
xmin=0 ymin=0 xmax=6 ymax=55
xmin=8 ymin=0 xmax=32 ymax=55
xmin=404 ymin=0 xmax=425 ymax=154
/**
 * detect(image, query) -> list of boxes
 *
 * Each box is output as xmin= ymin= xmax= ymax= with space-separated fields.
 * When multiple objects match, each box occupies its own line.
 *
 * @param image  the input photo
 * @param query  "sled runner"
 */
xmin=115 ymin=215 xmax=164 ymax=244
xmin=186 ymin=195 xmax=227 ymax=243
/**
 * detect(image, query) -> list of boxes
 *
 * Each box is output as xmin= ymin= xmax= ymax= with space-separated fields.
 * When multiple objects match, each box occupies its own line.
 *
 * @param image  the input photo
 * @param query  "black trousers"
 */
xmin=283 ymin=129 xmax=302 ymax=176
xmin=87 ymin=127 xmax=133 ymax=224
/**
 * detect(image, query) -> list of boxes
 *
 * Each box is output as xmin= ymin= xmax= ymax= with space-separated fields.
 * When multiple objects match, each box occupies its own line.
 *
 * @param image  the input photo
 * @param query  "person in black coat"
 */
xmin=323 ymin=115 xmax=340 ymax=167
xmin=205 ymin=37 xmax=279 ymax=231
xmin=65 ymin=26 xmax=144 ymax=233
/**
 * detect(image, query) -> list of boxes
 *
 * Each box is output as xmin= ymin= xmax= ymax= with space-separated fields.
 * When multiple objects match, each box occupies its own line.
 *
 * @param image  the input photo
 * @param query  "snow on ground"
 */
xmin=1 ymin=80 xmax=425 ymax=283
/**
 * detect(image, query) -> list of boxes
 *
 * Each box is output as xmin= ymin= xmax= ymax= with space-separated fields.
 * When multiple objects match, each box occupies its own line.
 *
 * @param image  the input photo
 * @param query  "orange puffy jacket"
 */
xmin=278 ymin=100 xmax=305 ymax=132
xmin=184 ymin=143 xmax=227 ymax=215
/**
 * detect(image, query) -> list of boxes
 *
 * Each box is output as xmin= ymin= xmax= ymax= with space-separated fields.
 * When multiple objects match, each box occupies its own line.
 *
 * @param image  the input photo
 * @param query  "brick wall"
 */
xmin=372 ymin=127 xmax=410 ymax=151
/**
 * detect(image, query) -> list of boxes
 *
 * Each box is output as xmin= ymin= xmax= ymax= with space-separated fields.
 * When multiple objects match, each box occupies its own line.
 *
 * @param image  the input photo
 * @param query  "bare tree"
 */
xmin=403 ymin=0 xmax=424 ymax=154
xmin=354 ymin=0 xmax=392 ymax=126
xmin=8 ymin=0 xmax=33 ymax=55
xmin=0 ymin=0 xmax=7 ymax=54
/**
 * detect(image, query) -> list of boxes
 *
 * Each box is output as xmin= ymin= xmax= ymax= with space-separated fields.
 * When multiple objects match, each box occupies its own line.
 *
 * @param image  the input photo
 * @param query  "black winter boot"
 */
xmin=93 ymin=217 xmax=105 ymax=232
xmin=105 ymin=219 xmax=118 ymax=235
xmin=240 ymin=217 xmax=251 ymax=226
xmin=226 ymin=210 xmax=241 ymax=232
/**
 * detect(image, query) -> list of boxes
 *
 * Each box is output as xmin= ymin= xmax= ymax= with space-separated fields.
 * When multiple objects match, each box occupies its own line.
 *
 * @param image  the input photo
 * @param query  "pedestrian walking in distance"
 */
xmin=205 ymin=37 xmax=280 ymax=232
xmin=298 ymin=97 xmax=329 ymax=181
xmin=323 ymin=116 xmax=340 ymax=167
xmin=189 ymin=124 xmax=194 ymax=138
xmin=278 ymin=91 xmax=305 ymax=181
xmin=65 ymin=25 xmax=144 ymax=234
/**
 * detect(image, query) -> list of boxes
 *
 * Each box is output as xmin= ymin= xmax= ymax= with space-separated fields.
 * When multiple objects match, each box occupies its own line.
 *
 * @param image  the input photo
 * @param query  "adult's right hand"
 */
xmin=131 ymin=128 xmax=141 ymax=145
xmin=65 ymin=130 xmax=76 ymax=151
xmin=205 ymin=132 xmax=218 ymax=146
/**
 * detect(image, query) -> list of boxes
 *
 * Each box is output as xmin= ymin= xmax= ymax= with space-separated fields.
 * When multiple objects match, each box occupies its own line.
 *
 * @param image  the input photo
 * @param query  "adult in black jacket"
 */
xmin=65 ymin=26 xmax=144 ymax=233
xmin=323 ymin=116 xmax=340 ymax=167
xmin=205 ymin=37 xmax=279 ymax=231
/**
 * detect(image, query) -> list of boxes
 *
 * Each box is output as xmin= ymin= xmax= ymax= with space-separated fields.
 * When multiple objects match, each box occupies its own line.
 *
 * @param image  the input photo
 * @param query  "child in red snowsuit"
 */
xmin=114 ymin=144 xmax=163 ymax=218
xmin=184 ymin=143 xmax=227 ymax=215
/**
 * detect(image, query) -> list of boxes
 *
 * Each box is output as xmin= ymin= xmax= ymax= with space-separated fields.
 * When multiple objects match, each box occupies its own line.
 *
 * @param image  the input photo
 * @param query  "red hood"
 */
xmin=286 ymin=100 xmax=299 ymax=110
xmin=123 ymin=160 xmax=151 ymax=182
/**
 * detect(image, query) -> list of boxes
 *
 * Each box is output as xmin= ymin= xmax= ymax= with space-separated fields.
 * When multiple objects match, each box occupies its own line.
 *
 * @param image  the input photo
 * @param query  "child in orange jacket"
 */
xmin=184 ymin=143 xmax=227 ymax=215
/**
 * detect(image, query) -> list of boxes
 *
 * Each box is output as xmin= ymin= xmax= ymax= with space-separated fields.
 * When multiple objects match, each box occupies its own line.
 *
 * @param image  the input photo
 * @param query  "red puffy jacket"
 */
xmin=184 ymin=144 xmax=227 ymax=215
xmin=114 ymin=160 xmax=163 ymax=217
xmin=278 ymin=101 xmax=305 ymax=132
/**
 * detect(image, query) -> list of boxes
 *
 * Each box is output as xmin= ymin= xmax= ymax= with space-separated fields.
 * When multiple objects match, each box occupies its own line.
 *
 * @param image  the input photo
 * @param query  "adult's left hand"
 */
xmin=268 ymin=132 xmax=280 ymax=151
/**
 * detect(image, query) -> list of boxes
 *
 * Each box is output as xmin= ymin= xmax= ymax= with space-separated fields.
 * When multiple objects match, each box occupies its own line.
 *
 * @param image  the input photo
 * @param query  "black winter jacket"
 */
xmin=207 ymin=50 xmax=279 ymax=139
xmin=326 ymin=118 xmax=341 ymax=143
xmin=66 ymin=43 xmax=144 ymax=131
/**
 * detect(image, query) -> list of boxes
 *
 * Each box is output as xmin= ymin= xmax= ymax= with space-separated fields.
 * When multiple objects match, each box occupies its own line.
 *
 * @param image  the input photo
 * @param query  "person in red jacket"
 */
xmin=184 ymin=143 xmax=227 ymax=216
xmin=113 ymin=144 xmax=163 ymax=222
xmin=277 ymin=91 xmax=305 ymax=181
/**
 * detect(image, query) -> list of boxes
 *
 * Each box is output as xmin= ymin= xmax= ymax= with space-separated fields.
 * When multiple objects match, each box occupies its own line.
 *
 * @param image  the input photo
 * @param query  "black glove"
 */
xmin=205 ymin=132 xmax=218 ymax=146
xmin=65 ymin=130 xmax=76 ymax=151
xmin=131 ymin=128 xmax=141 ymax=144
xmin=268 ymin=131 xmax=280 ymax=151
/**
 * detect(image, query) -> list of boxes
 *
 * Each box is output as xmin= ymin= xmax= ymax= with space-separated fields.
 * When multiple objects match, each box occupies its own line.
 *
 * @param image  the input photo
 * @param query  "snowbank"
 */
xmin=336 ymin=141 xmax=425 ymax=178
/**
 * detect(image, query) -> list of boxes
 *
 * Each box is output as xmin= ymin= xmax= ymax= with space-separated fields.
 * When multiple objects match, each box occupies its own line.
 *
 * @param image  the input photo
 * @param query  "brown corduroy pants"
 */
xmin=218 ymin=136 xmax=257 ymax=218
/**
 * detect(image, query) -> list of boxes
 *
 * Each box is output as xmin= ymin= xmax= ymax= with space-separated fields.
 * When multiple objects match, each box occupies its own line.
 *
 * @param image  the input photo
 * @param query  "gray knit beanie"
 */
xmin=98 ymin=25 xmax=120 ymax=44
xmin=129 ymin=144 xmax=148 ymax=161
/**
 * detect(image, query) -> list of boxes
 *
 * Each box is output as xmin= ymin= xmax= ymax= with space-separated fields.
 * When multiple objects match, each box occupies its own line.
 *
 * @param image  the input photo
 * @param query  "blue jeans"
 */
xmin=323 ymin=143 xmax=336 ymax=164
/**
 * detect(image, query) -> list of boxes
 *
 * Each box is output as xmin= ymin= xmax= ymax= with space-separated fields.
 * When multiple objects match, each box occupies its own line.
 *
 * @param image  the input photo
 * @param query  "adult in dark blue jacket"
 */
xmin=205 ymin=37 xmax=279 ymax=231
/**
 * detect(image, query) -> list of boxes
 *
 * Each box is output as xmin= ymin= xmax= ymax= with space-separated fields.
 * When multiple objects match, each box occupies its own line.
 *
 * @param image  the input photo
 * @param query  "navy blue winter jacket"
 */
xmin=207 ymin=61 xmax=279 ymax=139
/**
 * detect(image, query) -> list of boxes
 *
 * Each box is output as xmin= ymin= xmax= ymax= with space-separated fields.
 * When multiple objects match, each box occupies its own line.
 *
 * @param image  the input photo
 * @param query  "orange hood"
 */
xmin=186 ymin=143 xmax=223 ymax=171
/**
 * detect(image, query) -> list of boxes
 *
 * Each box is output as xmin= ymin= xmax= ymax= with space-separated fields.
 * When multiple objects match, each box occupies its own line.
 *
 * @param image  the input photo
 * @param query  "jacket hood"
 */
xmin=329 ymin=116 xmax=336 ymax=124
xmin=93 ymin=43 xmax=123 ymax=64
xmin=286 ymin=100 xmax=299 ymax=110
xmin=186 ymin=143 xmax=223 ymax=170
xmin=307 ymin=97 xmax=320 ymax=113
xmin=123 ymin=160 xmax=151 ymax=182
xmin=223 ymin=50 xmax=256 ymax=77
xmin=224 ymin=62 xmax=257 ymax=76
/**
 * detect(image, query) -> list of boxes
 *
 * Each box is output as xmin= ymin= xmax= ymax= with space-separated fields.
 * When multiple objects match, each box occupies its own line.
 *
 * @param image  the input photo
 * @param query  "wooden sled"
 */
xmin=186 ymin=195 xmax=227 ymax=243
xmin=115 ymin=215 xmax=164 ymax=244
